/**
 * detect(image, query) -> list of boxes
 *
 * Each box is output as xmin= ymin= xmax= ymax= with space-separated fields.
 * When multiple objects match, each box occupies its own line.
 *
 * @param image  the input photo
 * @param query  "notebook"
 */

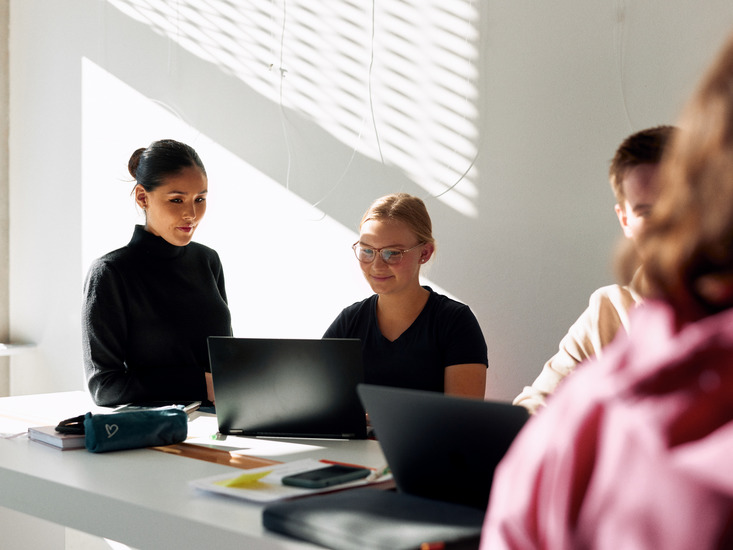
xmin=263 ymin=487 xmax=487 ymax=550
xmin=357 ymin=383 xmax=529 ymax=509
xmin=207 ymin=337 xmax=367 ymax=439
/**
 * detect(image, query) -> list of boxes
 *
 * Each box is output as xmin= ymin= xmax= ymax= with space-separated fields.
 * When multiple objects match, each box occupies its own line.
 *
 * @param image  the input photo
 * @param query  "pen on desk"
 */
xmin=366 ymin=464 xmax=390 ymax=481
xmin=318 ymin=459 xmax=390 ymax=481
xmin=319 ymin=458 xmax=370 ymax=470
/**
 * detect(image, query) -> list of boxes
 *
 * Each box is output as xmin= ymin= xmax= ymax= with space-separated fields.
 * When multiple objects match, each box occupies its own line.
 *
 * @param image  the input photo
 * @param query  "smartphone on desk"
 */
xmin=281 ymin=464 xmax=371 ymax=489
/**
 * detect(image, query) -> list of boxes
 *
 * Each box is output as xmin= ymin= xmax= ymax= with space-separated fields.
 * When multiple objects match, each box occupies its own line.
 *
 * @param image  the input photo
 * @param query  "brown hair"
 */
xmin=609 ymin=126 xmax=676 ymax=205
xmin=640 ymin=32 xmax=733 ymax=319
xmin=360 ymin=193 xmax=435 ymax=246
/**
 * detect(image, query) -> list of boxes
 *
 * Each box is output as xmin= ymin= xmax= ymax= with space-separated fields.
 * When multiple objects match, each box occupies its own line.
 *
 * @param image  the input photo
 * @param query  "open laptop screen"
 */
xmin=208 ymin=337 xmax=367 ymax=439
xmin=358 ymin=383 xmax=528 ymax=508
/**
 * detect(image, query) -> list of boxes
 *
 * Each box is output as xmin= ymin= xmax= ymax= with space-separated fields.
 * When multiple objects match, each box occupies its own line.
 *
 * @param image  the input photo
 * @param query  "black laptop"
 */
xmin=358 ymin=383 xmax=529 ymax=509
xmin=207 ymin=337 xmax=367 ymax=439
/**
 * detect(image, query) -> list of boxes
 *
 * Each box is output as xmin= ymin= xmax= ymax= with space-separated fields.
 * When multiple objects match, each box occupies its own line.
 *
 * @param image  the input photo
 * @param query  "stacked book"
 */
xmin=28 ymin=425 xmax=85 ymax=450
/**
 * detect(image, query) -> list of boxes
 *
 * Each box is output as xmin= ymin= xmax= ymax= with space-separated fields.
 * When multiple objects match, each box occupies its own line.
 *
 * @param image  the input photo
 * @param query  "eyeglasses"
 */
xmin=352 ymin=241 xmax=424 ymax=265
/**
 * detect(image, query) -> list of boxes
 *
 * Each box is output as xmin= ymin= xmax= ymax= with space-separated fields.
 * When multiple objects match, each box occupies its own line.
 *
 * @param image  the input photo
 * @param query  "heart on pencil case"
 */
xmin=105 ymin=424 xmax=119 ymax=438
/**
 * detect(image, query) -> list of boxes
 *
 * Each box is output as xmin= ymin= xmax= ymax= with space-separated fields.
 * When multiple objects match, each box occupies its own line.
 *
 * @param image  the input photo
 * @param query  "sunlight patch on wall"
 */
xmin=105 ymin=0 xmax=481 ymax=217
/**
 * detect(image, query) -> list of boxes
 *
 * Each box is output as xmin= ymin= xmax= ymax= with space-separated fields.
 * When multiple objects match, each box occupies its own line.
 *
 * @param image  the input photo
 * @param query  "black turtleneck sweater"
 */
xmin=82 ymin=225 xmax=232 ymax=406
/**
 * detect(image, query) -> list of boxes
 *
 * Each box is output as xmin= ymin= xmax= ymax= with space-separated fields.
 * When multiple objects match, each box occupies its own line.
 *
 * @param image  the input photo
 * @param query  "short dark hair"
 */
xmin=609 ymin=126 xmax=676 ymax=205
xmin=128 ymin=139 xmax=206 ymax=192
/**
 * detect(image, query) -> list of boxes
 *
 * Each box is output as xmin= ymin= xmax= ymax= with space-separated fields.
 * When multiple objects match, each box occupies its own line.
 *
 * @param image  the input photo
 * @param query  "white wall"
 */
xmin=0 ymin=0 xmax=8 ymax=396
xmin=8 ymin=0 xmax=733 ymax=400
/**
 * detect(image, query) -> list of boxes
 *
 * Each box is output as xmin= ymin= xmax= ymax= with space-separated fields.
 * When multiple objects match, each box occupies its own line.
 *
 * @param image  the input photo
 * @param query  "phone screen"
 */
xmin=281 ymin=464 xmax=371 ymax=488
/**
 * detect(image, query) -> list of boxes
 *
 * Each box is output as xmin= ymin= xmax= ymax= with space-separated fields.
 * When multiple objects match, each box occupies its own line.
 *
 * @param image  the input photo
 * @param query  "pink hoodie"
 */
xmin=482 ymin=300 xmax=733 ymax=549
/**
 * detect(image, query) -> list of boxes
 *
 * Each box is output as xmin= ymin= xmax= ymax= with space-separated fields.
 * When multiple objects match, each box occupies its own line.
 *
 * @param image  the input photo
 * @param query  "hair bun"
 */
xmin=128 ymin=147 xmax=146 ymax=179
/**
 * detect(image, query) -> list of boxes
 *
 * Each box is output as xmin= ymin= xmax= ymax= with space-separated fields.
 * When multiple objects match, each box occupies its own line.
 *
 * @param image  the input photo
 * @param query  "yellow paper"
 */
xmin=215 ymin=470 xmax=273 ymax=488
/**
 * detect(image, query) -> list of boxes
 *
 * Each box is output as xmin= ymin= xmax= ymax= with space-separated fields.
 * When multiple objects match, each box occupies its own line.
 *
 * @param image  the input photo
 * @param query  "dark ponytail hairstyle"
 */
xmin=128 ymin=139 xmax=206 ymax=192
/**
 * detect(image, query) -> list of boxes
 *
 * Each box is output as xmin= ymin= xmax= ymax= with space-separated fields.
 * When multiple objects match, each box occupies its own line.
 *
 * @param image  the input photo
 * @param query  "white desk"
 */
xmin=0 ymin=391 xmax=387 ymax=549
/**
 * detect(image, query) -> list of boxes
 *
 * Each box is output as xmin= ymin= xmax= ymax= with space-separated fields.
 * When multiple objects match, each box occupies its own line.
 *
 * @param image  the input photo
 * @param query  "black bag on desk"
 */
xmin=262 ymin=487 xmax=484 ymax=550
xmin=83 ymin=408 xmax=188 ymax=453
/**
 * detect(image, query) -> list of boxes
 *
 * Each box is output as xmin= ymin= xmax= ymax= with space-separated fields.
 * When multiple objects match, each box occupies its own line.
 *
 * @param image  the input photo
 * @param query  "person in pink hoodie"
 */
xmin=481 ymin=30 xmax=733 ymax=550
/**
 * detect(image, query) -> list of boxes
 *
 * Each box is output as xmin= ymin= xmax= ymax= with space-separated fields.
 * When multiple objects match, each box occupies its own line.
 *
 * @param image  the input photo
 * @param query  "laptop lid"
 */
xmin=208 ymin=337 xmax=367 ymax=439
xmin=357 ymin=384 xmax=529 ymax=509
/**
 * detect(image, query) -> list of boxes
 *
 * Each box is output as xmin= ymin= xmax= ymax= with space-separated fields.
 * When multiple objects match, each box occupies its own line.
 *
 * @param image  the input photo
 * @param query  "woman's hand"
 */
xmin=205 ymin=372 xmax=216 ymax=405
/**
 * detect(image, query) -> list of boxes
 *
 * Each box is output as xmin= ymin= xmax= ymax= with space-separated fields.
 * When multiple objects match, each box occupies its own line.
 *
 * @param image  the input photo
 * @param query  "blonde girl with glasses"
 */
xmin=324 ymin=193 xmax=488 ymax=398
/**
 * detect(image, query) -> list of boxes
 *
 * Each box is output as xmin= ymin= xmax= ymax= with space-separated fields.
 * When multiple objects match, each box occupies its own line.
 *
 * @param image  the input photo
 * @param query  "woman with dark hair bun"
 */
xmin=82 ymin=139 xmax=231 ymax=407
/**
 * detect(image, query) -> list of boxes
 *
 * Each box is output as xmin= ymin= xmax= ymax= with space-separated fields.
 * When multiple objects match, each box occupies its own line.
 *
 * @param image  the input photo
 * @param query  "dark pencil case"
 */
xmin=83 ymin=408 xmax=188 ymax=453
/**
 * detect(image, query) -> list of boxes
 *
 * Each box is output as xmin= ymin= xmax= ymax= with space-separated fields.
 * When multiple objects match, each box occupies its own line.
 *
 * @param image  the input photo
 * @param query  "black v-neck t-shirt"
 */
xmin=324 ymin=287 xmax=488 ymax=392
